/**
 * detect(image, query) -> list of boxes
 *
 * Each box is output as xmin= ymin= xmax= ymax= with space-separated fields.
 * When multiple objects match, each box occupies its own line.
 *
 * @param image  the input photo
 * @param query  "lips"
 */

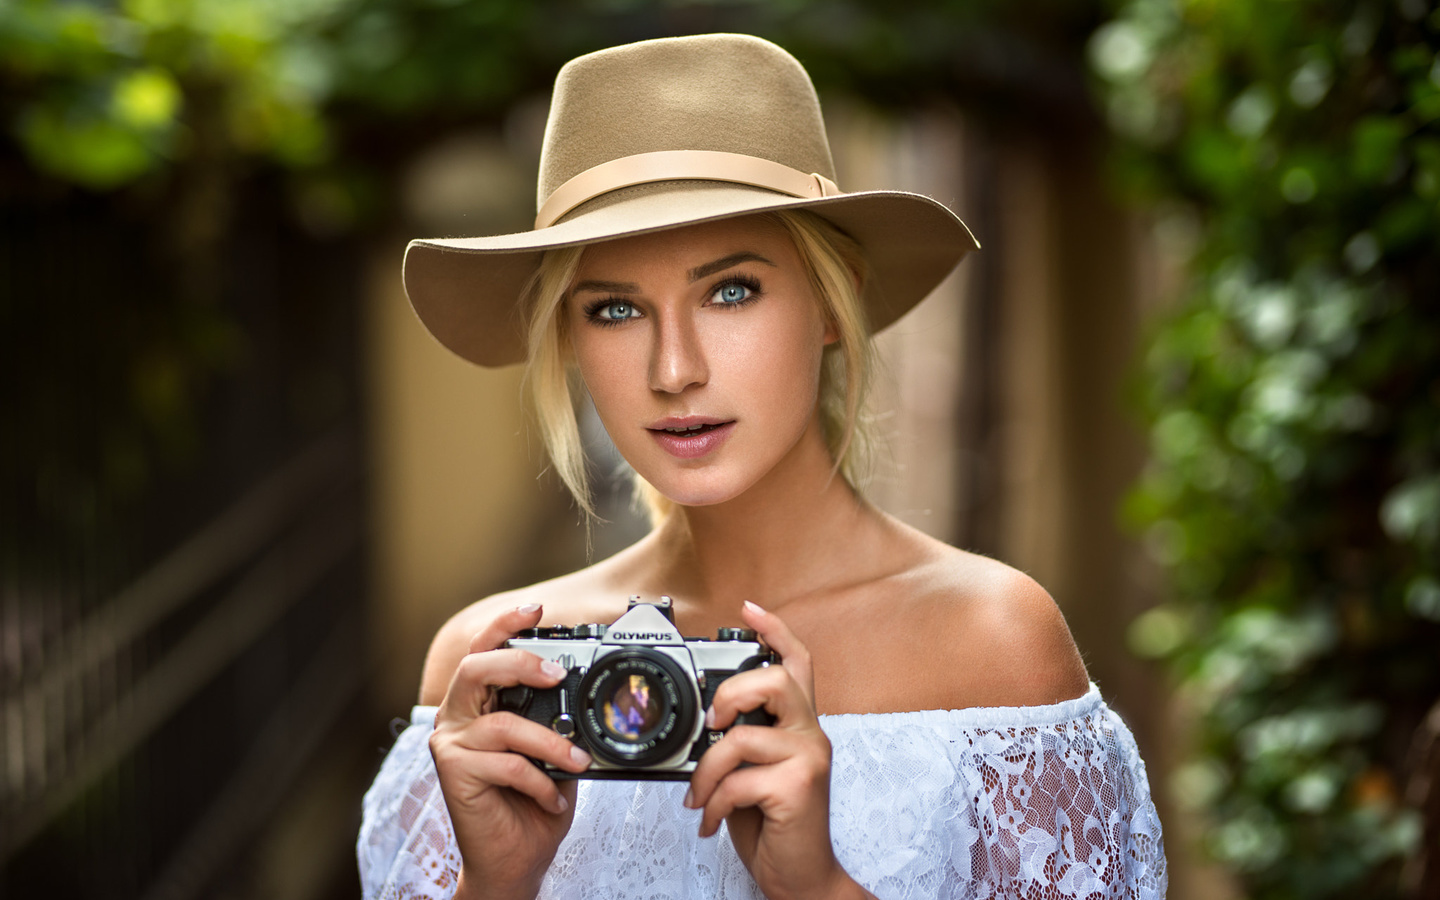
xmin=647 ymin=417 xmax=735 ymax=459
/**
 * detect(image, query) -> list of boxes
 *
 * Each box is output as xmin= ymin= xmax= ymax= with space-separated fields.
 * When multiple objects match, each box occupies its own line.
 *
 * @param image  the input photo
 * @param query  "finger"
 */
xmin=741 ymin=601 xmax=815 ymax=703
xmin=450 ymin=711 xmax=593 ymax=774
xmin=437 ymin=647 xmax=568 ymax=724
xmin=557 ymin=778 xmax=579 ymax=816
xmin=706 ymin=663 xmax=812 ymax=731
xmin=469 ymin=603 xmax=545 ymax=654
xmin=697 ymin=765 xmax=771 ymax=837
xmin=686 ymin=724 xmax=796 ymax=809
xmin=433 ymin=739 xmax=573 ymax=815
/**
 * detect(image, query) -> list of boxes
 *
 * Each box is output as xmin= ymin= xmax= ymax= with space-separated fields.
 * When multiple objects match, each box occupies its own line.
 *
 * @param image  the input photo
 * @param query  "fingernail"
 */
xmin=552 ymin=794 xmax=568 ymax=814
xmin=541 ymin=660 xmax=568 ymax=679
xmin=570 ymin=745 xmax=592 ymax=767
xmin=518 ymin=603 xmax=542 ymax=615
xmin=705 ymin=706 xmax=716 ymax=730
xmin=683 ymin=787 xmax=695 ymax=809
xmin=743 ymin=600 xmax=764 ymax=616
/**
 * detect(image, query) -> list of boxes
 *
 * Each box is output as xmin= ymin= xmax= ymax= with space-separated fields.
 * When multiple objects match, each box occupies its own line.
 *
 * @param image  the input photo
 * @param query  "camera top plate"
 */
xmin=601 ymin=602 xmax=683 ymax=645
xmin=514 ymin=597 xmax=758 ymax=645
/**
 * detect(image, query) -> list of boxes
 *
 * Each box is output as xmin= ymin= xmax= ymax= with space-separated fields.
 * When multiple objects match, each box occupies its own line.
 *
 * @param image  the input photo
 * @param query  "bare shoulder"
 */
xmin=827 ymin=521 xmax=1091 ymax=711
xmin=416 ymin=568 xmax=625 ymax=707
xmin=803 ymin=518 xmax=1090 ymax=713
xmin=915 ymin=541 xmax=1090 ymax=708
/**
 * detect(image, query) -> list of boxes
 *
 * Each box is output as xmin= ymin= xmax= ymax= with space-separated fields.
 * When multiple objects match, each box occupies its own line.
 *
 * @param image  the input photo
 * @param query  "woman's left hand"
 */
xmin=684 ymin=601 xmax=872 ymax=900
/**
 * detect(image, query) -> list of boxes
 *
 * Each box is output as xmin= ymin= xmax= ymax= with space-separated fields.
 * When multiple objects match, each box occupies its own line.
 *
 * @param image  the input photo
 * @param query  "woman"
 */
xmin=359 ymin=33 xmax=1166 ymax=900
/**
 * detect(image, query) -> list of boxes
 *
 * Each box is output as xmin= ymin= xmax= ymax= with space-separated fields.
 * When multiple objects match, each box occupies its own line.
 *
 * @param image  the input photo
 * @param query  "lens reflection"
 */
xmin=602 ymin=674 xmax=661 ymax=741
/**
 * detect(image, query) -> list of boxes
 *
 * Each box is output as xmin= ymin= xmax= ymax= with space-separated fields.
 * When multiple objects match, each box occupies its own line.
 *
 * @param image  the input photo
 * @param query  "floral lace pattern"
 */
xmin=358 ymin=710 xmax=462 ymax=900
xmin=358 ymin=685 xmax=1166 ymax=899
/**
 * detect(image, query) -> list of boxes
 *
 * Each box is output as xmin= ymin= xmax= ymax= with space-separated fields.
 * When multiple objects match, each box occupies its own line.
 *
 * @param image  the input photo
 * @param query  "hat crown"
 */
xmin=537 ymin=34 xmax=836 ymax=212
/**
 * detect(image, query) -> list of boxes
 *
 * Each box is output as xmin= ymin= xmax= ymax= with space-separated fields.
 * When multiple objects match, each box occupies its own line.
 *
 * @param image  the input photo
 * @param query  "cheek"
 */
xmin=576 ymin=352 xmax=641 ymax=431
xmin=570 ymin=331 xmax=656 ymax=452
xmin=574 ymin=346 xmax=623 ymax=393
xmin=723 ymin=312 xmax=827 ymax=408
xmin=570 ymin=316 xmax=634 ymax=384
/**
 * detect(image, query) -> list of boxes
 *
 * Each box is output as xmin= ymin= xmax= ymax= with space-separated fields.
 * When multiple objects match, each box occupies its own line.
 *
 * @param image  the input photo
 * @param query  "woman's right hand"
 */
xmin=429 ymin=603 xmax=594 ymax=900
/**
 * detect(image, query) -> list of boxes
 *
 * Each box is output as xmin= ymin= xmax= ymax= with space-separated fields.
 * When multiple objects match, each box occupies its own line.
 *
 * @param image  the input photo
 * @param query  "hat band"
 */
xmin=534 ymin=150 xmax=842 ymax=229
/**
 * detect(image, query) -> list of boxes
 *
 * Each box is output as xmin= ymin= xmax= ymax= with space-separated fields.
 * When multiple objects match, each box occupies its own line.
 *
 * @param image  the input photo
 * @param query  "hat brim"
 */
xmin=403 ymin=181 xmax=979 ymax=367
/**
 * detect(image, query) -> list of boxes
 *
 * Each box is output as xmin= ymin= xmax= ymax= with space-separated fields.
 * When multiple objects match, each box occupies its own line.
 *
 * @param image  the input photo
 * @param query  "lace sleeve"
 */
xmin=824 ymin=689 xmax=1166 ymax=899
xmin=357 ymin=706 xmax=461 ymax=900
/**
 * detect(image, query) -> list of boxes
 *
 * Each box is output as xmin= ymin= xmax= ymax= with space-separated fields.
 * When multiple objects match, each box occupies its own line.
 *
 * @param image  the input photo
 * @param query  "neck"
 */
xmin=643 ymin=417 xmax=881 ymax=616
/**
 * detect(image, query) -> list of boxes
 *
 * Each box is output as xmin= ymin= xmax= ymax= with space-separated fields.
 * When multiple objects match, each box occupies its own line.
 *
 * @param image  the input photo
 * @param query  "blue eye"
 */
xmin=714 ymin=283 xmax=752 ymax=304
xmin=595 ymin=302 xmax=636 ymax=321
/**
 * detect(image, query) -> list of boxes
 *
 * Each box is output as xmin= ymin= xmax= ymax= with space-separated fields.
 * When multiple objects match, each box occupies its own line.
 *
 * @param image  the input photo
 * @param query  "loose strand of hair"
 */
xmin=523 ymin=246 xmax=594 ymax=521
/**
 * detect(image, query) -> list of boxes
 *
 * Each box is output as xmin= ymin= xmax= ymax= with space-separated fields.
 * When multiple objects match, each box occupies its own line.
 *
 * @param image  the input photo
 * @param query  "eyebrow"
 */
xmin=688 ymin=252 xmax=776 ymax=282
xmin=571 ymin=278 xmax=641 ymax=295
xmin=569 ymin=252 xmax=777 ymax=297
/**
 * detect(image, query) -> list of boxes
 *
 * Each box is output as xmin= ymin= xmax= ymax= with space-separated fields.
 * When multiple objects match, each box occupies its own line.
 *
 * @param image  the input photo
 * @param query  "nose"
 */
xmin=648 ymin=313 xmax=708 ymax=394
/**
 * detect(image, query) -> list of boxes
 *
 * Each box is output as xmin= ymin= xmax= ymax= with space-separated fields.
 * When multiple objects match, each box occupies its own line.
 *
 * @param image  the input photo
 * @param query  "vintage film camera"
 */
xmin=497 ymin=596 xmax=776 ymax=780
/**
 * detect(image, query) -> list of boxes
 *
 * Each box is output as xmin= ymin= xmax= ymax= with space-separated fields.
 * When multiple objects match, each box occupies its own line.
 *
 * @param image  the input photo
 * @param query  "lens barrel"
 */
xmin=578 ymin=648 xmax=697 ymax=767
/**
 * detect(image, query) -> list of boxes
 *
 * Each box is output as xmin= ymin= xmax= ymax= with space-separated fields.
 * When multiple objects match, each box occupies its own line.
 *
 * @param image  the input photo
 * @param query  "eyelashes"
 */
xmin=582 ymin=298 xmax=639 ymax=325
xmin=710 ymin=275 xmax=761 ymax=308
xmin=580 ymin=274 xmax=764 ymax=327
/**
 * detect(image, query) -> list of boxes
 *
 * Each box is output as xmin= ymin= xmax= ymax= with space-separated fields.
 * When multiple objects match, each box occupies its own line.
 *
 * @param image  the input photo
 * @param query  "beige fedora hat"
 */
xmin=403 ymin=33 xmax=979 ymax=368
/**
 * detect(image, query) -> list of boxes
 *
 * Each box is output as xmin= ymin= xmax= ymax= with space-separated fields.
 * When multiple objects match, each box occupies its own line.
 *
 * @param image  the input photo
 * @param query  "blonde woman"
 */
xmin=359 ymin=33 xmax=1165 ymax=900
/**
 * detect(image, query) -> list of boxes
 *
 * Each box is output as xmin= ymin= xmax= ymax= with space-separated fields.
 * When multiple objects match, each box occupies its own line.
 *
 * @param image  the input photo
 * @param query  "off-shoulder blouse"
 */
xmin=358 ymin=684 xmax=1166 ymax=899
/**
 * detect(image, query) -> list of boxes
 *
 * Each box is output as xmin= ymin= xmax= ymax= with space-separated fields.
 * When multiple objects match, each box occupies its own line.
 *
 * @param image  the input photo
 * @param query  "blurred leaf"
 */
xmin=111 ymin=66 xmax=182 ymax=127
xmin=19 ymin=102 xmax=158 ymax=188
xmin=1380 ymin=474 xmax=1440 ymax=545
xmin=1351 ymin=116 xmax=1405 ymax=184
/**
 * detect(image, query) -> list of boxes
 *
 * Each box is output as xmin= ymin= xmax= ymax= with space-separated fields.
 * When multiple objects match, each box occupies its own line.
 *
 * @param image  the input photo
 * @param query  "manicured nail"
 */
xmin=705 ymin=706 xmax=716 ymax=730
xmin=683 ymin=787 xmax=696 ymax=808
xmin=552 ymin=794 xmax=568 ymax=814
xmin=541 ymin=660 xmax=568 ymax=679
xmin=517 ymin=603 xmax=542 ymax=615
xmin=570 ymin=745 xmax=592 ymax=767
xmin=743 ymin=600 xmax=764 ymax=616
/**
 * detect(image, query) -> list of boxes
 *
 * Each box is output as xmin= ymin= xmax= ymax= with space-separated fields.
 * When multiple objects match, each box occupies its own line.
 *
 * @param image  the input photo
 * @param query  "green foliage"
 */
xmin=0 ymin=0 xmax=347 ymax=187
xmin=1095 ymin=0 xmax=1440 ymax=895
xmin=1 ymin=0 xmax=1102 ymax=191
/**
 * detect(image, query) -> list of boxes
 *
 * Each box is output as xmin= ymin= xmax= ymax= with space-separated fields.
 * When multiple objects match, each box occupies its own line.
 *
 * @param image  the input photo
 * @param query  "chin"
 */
xmin=638 ymin=468 xmax=757 ymax=510
xmin=645 ymin=483 xmax=739 ymax=510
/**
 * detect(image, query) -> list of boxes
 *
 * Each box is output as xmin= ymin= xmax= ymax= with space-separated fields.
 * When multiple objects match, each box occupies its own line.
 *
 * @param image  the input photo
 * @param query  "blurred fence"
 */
xmin=0 ymin=127 xmax=376 ymax=893
xmin=1 ymin=430 xmax=367 ymax=897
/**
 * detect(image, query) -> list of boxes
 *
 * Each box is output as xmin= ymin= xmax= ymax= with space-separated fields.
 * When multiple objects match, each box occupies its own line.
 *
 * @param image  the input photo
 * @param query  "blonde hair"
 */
xmin=521 ymin=209 xmax=875 ymax=525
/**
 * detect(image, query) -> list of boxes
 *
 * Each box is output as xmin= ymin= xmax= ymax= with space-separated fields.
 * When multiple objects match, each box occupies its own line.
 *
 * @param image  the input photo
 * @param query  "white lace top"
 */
xmin=358 ymin=684 xmax=1166 ymax=899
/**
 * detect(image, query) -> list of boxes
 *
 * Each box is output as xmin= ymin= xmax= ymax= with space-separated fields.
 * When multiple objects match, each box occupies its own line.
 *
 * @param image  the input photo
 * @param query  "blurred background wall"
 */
xmin=3 ymin=2 xmax=1437 ymax=899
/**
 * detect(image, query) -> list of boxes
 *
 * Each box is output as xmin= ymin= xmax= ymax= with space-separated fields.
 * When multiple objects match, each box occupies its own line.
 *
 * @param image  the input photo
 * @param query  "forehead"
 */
xmin=574 ymin=215 xmax=797 ymax=277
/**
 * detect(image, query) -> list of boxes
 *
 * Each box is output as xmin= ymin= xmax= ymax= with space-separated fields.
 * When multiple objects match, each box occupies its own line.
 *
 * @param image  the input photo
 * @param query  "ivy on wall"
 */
xmin=1093 ymin=0 xmax=1440 ymax=896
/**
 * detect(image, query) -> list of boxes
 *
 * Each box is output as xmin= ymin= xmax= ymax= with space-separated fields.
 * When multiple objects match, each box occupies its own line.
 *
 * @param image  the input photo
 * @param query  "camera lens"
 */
xmin=601 ymin=673 xmax=663 ymax=741
xmin=578 ymin=649 xmax=697 ymax=767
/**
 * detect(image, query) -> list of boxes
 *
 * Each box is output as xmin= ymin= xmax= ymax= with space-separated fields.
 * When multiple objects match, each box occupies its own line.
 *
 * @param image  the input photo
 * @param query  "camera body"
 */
xmin=497 ymin=596 xmax=776 ymax=780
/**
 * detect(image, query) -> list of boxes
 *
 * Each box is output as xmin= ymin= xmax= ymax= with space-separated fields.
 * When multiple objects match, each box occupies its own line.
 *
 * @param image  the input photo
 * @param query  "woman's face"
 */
xmin=566 ymin=216 xmax=835 ymax=508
